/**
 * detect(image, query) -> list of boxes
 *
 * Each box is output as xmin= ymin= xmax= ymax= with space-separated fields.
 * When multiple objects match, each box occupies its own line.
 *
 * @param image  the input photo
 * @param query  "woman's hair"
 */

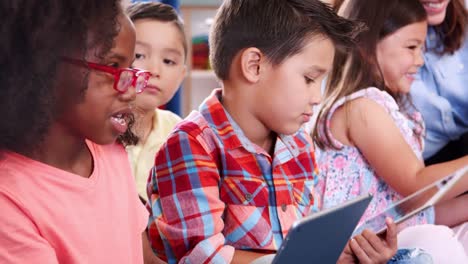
xmin=432 ymin=0 xmax=467 ymax=54
xmin=0 ymin=0 xmax=123 ymax=154
xmin=126 ymin=2 xmax=187 ymax=59
xmin=313 ymin=0 xmax=427 ymax=149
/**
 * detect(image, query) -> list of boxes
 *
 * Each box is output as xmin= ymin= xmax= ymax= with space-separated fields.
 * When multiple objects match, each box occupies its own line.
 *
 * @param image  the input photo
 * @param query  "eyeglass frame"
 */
xmin=62 ymin=57 xmax=152 ymax=94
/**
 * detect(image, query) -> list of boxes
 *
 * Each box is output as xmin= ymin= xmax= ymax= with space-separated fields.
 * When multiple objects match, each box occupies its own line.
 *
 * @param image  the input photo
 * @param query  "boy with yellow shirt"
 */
xmin=126 ymin=2 xmax=187 ymax=201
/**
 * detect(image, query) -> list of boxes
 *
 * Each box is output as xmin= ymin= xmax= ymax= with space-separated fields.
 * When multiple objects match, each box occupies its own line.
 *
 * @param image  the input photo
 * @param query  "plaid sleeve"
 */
xmin=147 ymin=129 xmax=235 ymax=264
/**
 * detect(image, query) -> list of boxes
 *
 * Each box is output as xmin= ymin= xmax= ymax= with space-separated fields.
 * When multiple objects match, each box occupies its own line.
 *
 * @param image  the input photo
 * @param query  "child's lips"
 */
xmin=144 ymin=84 xmax=161 ymax=94
xmin=302 ymin=113 xmax=313 ymax=122
xmin=109 ymin=108 xmax=132 ymax=134
xmin=405 ymin=72 xmax=417 ymax=82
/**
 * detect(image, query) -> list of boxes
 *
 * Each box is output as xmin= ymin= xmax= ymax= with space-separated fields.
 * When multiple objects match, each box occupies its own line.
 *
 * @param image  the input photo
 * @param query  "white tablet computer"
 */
xmin=272 ymin=194 xmax=372 ymax=264
xmin=353 ymin=165 xmax=468 ymax=236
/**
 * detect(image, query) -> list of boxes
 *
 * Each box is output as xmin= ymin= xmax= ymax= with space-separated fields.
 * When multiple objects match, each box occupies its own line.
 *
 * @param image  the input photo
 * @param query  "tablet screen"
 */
xmin=273 ymin=194 xmax=372 ymax=264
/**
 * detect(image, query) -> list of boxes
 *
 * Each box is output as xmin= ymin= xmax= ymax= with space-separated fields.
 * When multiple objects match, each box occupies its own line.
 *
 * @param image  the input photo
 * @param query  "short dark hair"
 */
xmin=209 ymin=0 xmax=363 ymax=80
xmin=432 ymin=0 xmax=467 ymax=55
xmin=126 ymin=2 xmax=187 ymax=58
xmin=0 ymin=0 xmax=122 ymax=154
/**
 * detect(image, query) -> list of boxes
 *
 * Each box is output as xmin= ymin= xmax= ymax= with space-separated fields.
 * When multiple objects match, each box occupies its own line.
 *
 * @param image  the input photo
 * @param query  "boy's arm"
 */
xmin=147 ymin=130 xmax=235 ymax=263
xmin=142 ymin=232 xmax=166 ymax=264
xmin=232 ymin=250 xmax=272 ymax=264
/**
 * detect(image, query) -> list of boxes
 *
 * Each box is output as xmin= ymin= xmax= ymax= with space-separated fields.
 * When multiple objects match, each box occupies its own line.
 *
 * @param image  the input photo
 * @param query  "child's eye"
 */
xmin=305 ymin=76 xmax=315 ymax=84
xmin=407 ymin=45 xmax=417 ymax=50
xmin=163 ymin=58 xmax=176 ymax=65
xmin=135 ymin=53 xmax=145 ymax=60
xmin=108 ymin=62 xmax=119 ymax=68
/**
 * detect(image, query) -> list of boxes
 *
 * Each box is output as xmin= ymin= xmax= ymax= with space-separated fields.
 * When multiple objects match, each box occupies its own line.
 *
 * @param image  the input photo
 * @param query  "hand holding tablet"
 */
xmin=353 ymin=165 xmax=468 ymax=236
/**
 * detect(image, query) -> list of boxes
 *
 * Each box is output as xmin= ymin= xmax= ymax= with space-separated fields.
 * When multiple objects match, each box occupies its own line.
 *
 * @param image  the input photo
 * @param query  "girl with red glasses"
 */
xmin=0 ymin=1 xmax=161 ymax=263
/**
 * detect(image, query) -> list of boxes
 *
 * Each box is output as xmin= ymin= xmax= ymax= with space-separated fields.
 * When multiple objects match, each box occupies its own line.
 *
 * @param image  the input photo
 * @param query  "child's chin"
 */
xmin=94 ymin=137 xmax=119 ymax=146
xmin=278 ymin=126 xmax=302 ymax=136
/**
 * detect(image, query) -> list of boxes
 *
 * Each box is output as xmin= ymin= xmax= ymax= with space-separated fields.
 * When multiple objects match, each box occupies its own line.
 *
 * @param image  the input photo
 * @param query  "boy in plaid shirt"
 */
xmin=146 ymin=0 xmax=397 ymax=263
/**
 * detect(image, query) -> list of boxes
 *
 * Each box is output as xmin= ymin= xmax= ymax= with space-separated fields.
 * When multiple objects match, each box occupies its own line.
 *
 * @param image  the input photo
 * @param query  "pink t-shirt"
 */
xmin=0 ymin=141 xmax=148 ymax=263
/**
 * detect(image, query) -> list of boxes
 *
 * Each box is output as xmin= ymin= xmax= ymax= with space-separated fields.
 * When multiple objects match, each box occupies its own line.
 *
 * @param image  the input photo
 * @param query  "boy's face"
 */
xmin=132 ymin=19 xmax=186 ymax=112
xmin=255 ymin=36 xmax=334 ymax=135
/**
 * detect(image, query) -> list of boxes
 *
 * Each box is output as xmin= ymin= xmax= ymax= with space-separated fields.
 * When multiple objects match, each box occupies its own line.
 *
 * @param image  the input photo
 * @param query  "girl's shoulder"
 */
xmin=315 ymin=87 xmax=398 ymax=149
xmin=344 ymin=87 xmax=398 ymax=111
xmin=326 ymin=87 xmax=398 ymax=124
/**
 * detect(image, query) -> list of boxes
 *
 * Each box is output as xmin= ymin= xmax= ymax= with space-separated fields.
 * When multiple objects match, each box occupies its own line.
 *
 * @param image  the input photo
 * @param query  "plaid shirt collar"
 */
xmin=199 ymin=89 xmax=311 ymax=160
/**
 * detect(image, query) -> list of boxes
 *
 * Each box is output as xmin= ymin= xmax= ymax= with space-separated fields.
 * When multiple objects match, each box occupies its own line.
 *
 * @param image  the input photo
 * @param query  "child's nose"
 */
xmin=150 ymin=61 xmax=162 ymax=79
xmin=415 ymin=50 xmax=424 ymax=67
xmin=309 ymin=88 xmax=322 ymax=106
xmin=120 ymin=85 xmax=137 ymax=102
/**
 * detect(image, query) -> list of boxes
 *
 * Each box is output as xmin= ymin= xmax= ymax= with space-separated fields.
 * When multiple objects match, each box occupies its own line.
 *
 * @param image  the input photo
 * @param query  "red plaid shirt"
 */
xmin=147 ymin=89 xmax=320 ymax=263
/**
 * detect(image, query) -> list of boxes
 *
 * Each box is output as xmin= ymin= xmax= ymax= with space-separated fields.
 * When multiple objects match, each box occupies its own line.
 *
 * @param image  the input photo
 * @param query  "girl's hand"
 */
xmin=338 ymin=218 xmax=397 ymax=264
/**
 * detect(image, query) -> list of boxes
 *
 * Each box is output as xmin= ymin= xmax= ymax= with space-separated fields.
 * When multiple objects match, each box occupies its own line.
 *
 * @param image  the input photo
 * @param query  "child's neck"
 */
xmin=133 ymin=110 xmax=156 ymax=145
xmin=26 ymin=123 xmax=93 ymax=178
xmin=221 ymin=88 xmax=276 ymax=155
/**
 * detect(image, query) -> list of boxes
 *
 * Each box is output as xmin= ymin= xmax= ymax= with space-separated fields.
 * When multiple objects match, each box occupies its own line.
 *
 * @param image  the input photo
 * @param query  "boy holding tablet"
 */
xmin=146 ymin=0 xmax=398 ymax=263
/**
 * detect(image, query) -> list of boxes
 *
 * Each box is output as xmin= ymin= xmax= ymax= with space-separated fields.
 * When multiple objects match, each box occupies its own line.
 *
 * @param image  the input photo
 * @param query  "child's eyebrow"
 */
xmin=162 ymin=48 xmax=183 ymax=57
xmin=107 ymin=52 xmax=131 ymax=63
xmin=307 ymin=66 xmax=328 ymax=75
xmin=407 ymin=38 xmax=424 ymax=44
xmin=107 ymin=52 xmax=135 ymax=64
xmin=135 ymin=41 xmax=151 ymax=49
xmin=135 ymin=41 xmax=183 ymax=57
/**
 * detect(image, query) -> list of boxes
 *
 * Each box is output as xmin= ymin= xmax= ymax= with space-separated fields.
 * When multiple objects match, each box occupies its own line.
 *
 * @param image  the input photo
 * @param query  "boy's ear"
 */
xmin=240 ymin=47 xmax=263 ymax=83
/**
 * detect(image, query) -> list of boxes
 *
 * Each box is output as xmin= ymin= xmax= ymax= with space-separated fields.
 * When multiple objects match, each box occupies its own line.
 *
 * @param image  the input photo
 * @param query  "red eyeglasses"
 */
xmin=62 ymin=57 xmax=151 ymax=94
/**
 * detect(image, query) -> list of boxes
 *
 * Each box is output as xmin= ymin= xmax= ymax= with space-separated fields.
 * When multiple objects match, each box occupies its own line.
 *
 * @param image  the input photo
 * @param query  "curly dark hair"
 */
xmin=0 ymin=0 xmax=126 ymax=155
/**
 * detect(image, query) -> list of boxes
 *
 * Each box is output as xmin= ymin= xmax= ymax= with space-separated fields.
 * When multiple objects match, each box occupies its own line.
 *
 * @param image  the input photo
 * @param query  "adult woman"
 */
xmin=411 ymin=0 xmax=468 ymax=164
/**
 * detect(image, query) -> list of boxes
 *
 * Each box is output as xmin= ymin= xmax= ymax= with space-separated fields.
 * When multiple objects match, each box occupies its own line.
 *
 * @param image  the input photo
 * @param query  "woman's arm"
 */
xmin=435 ymin=194 xmax=468 ymax=226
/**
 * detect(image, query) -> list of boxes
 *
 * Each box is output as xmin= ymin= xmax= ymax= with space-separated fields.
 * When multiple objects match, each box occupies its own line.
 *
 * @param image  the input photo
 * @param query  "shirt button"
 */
xmin=245 ymin=193 xmax=253 ymax=202
xmin=281 ymin=204 xmax=287 ymax=212
xmin=444 ymin=114 xmax=451 ymax=123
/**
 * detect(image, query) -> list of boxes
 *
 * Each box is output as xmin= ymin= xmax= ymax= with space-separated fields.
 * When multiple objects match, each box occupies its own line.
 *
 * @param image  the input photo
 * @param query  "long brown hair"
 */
xmin=432 ymin=0 xmax=467 ymax=54
xmin=313 ymin=0 xmax=427 ymax=149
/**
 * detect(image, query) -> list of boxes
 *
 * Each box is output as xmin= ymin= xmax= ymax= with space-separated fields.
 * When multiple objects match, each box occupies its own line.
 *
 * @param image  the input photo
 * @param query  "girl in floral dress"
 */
xmin=312 ymin=0 xmax=468 ymax=262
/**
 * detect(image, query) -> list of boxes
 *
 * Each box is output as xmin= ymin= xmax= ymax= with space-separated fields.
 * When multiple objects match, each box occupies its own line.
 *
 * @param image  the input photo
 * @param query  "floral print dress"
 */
xmin=315 ymin=87 xmax=434 ymax=227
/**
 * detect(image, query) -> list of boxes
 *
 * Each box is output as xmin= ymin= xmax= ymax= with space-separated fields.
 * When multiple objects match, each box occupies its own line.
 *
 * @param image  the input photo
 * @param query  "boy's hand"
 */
xmin=337 ymin=242 xmax=358 ymax=264
xmin=338 ymin=218 xmax=397 ymax=264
